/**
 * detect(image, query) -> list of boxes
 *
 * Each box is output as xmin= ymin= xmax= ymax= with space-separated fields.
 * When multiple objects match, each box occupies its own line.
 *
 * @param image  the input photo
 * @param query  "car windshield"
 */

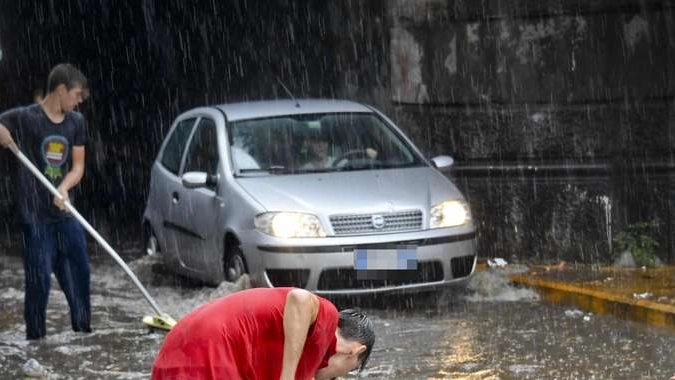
xmin=228 ymin=112 xmax=423 ymax=175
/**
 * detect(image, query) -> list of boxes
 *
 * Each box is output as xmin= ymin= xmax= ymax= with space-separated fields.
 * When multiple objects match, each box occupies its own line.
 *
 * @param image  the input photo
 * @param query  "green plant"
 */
xmin=613 ymin=222 xmax=659 ymax=267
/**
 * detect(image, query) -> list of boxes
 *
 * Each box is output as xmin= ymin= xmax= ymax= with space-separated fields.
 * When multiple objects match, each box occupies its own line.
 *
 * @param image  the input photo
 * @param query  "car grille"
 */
xmin=451 ymin=255 xmax=476 ymax=278
xmin=317 ymin=261 xmax=443 ymax=290
xmin=266 ymin=269 xmax=310 ymax=288
xmin=329 ymin=210 xmax=423 ymax=235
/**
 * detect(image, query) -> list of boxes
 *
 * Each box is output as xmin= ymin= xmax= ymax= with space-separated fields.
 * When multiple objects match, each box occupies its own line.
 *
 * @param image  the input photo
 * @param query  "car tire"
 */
xmin=224 ymin=243 xmax=248 ymax=283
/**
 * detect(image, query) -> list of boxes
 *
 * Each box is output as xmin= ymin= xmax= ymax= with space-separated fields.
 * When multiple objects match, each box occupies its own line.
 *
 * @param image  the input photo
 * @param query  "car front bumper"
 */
xmin=243 ymin=227 xmax=477 ymax=295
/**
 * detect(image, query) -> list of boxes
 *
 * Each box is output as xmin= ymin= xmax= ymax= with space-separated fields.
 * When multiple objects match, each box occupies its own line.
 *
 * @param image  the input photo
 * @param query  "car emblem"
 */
xmin=371 ymin=214 xmax=385 ymax=229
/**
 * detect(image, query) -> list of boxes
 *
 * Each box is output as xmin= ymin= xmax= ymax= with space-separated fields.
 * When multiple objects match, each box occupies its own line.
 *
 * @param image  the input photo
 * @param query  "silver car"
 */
xmin=143 ymin=99 xmax=477 ymax=295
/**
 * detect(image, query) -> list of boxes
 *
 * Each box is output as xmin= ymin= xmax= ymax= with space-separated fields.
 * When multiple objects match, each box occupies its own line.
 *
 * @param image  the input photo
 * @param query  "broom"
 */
xmin=8 ymin=143 xmax=176 ymax=331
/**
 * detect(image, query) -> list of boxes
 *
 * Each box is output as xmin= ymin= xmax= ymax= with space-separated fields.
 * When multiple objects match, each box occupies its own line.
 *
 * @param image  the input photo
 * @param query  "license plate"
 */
xmin=353 ymin=246 xmax=417 ymax=280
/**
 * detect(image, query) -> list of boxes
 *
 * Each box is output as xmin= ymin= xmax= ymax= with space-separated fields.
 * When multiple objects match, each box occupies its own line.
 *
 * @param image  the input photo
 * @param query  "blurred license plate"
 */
xmin=354 ymin=246 xmax=417 ymax=280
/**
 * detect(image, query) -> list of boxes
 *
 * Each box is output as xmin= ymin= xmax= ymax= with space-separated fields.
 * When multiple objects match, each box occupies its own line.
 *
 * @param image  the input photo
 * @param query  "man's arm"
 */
xmin=280 ymin=289 xmax=320 ymax=380
xmin=54 ymin=146 xmax=85 ymax=211
xmin=0 ymin=124 xmax=16 ymax=149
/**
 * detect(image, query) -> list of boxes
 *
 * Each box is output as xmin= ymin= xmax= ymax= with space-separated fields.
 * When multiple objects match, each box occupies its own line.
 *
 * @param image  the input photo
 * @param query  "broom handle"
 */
xmin=9 ymin=144 xmax=165 ymax=316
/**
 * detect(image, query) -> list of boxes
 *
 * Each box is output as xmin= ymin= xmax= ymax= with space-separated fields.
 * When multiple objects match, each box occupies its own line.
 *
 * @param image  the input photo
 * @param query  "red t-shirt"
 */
xmin=151 ymin=287 xmax=338 ymax=380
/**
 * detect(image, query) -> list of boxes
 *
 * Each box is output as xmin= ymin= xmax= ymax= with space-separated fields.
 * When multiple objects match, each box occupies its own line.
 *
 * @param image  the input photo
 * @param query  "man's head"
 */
xmin=316 ymin=308 xmax=375 ymax=380
xmin=46 ymin=63 xmax=89 ymax=112
xmin=303 ymin=127 xmax=332 ymax=163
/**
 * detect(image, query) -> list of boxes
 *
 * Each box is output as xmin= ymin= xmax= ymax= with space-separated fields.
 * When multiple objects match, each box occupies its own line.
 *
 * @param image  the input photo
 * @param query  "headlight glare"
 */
xmin=255 ymin=212 xmax=326 ymax=238
xmin=430 ymin=200 xmax=471 ymax=228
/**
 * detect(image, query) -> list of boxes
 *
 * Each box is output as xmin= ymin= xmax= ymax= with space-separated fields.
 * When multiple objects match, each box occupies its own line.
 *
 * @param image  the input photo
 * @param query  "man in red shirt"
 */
xmin=151 ymin=287 xmax=375 ymax=380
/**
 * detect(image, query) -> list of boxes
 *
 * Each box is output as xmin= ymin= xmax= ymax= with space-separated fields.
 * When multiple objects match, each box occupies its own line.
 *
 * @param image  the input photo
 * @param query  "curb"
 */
xmin=510 ymin=273 xmax=675 ymax=331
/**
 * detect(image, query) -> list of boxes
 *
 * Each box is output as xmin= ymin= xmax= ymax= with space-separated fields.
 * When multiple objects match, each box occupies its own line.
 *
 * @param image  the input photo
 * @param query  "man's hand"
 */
xmin=54 ymin=185 xmax=70 ymax=212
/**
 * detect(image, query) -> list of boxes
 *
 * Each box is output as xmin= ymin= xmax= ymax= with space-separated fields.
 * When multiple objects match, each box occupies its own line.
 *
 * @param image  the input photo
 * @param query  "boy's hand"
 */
xmin=54 ymin=186 xmax=70 ymax=212
xmin=0 ymin=125 xmax=15 ymax=148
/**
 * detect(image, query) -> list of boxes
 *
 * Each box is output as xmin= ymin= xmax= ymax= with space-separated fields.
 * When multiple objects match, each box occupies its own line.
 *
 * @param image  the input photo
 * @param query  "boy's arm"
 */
xmin=54 ymin=146 xmax=85 ymax=210
xmin=280 ymin=289 xmax=320 ymax=380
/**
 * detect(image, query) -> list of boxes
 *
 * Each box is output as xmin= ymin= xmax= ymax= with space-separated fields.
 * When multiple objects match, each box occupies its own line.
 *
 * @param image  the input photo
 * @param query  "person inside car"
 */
xmin=301 ymin=127 xmax=335 ymax=170
xmin=300 ymin=127 xmax=379 ymax=170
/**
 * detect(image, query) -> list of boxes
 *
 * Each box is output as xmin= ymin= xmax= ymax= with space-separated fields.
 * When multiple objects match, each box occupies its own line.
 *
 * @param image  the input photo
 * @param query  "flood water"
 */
xmin=1 ymin=247 xmax=674 ymax=379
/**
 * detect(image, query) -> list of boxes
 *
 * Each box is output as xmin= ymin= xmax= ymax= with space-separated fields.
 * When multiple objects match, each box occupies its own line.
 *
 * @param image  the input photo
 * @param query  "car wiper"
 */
xmin=266 ymin=165 xmax=289 ymax=174
xmin=296 ymin=167 xmax=339 ymax=174
xmin=238 ymin=166 xmax=290 ymax=175
xmin=335 ymin=163 xmax=374 ymax=172
xmin=335 ymin=162 xmax=419 ymax=171
xmin=379 ymin=162 xmax=421 ymax=169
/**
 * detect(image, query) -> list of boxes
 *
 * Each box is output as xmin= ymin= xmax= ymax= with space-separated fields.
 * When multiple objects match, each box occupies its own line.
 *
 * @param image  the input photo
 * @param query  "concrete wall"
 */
xmin=382 ymin=0 xmax=675 ymax=263
xmin=390 ymin=1 xmax=674 ymax=104
xmin=0 ymin=0 xmax=673 ymax=262
xmin=0 ymin=0 xmax=390 ymax=247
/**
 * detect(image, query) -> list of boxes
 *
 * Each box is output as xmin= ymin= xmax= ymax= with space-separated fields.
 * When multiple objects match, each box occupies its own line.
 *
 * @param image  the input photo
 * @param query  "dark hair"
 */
xmin=338 ymin=308 xmax=375 ymax=373
xmin=46 ymin=63 xmax=88 ymax=97
xmin=305 ymin=125 xmax=332 ymax=141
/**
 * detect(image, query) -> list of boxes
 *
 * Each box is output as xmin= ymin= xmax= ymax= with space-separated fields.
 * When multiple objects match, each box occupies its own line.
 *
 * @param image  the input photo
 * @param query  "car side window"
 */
xmin=184 ymin=118 xmax=219 ymax=189
xmin=161 ymin=118 xmax=197 ymax=175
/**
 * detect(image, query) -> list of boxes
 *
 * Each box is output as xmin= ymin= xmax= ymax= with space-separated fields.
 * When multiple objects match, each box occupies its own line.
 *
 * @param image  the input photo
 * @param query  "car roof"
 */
xmin=214 ymin=99 xmax=373 ymax=121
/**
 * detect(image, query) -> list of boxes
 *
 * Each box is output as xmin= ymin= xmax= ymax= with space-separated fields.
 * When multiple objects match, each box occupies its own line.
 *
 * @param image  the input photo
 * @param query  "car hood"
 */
xmin=235 ymin=167 xmax=464 ymax=214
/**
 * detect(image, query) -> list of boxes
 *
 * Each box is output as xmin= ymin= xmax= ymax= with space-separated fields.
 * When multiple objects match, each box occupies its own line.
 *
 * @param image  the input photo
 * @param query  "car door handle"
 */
xmin=172 ymin=192 xmax=180 ymax=204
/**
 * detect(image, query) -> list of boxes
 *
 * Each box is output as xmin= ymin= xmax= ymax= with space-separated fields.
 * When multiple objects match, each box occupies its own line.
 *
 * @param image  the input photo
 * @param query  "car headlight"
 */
xmin=430 ymin=200 xmax=472 ymax=228
xmin=254 ymin=212 xmax=327 ymax=238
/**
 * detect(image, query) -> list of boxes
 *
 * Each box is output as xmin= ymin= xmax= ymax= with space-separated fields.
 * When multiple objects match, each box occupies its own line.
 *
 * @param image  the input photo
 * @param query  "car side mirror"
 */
xmin=182 ymin=171 xmax=217 ymax=189
xmin=431 ymin=155 xmax=454 ymax=169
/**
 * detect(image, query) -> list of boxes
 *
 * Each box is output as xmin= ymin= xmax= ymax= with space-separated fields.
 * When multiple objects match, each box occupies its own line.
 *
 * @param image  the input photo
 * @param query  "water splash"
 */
xmin=465 ymin=268 xmax=539 ymax=302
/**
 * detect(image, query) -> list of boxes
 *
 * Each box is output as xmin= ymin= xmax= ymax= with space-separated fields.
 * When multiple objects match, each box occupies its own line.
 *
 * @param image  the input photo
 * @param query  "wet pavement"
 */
xmin=508 ymin=262 xmax=675 ymax=330
xmin=1 ymin=245 xmax=675 ymax=379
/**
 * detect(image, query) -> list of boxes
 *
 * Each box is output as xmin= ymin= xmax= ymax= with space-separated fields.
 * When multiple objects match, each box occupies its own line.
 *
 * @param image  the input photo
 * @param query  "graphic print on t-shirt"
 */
xmin=41 ymin=135 xmax=70 ymax=181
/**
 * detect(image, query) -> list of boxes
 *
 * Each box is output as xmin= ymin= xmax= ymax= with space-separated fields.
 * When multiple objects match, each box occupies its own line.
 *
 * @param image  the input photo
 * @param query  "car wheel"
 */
xmin=145 ymin=228 xmax=159 ymax=256
xmin=224 ymin=244 xmax=247 ymax=282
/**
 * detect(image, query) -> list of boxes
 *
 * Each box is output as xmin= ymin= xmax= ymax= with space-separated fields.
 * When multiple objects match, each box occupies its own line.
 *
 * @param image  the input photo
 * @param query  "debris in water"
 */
xmin=22 ymin=358 xmax=48 ymax=378
xmin=564 ymin=309 xmax=584 ymax=318
xmin=508 ymin=364 xmax=543 ymax=374
xmin=487 ymin=257 xmax=508 ymax=267
xmin=564 ymin=309 xmax=592 ymax=321
xmin=633 ymin=292 xmax=652 ymax=300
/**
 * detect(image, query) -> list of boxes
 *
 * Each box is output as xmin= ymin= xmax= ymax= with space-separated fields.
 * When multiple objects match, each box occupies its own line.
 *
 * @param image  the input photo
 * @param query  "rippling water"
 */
xmin=1 ymin=252 xmax=674 ymax=379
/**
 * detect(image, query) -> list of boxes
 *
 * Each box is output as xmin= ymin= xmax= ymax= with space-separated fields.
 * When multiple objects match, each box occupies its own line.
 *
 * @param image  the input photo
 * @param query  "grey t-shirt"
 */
xmin=0 ymin=104 xmax=86 ymax=224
